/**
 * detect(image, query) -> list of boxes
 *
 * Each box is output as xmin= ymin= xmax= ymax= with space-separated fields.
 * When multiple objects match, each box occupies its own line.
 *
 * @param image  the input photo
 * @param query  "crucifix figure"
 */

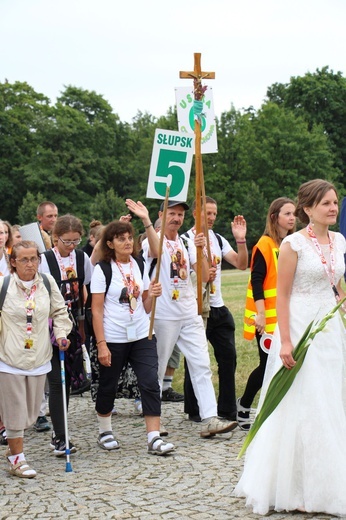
xmin=179 ymin=52 xmax=215 ymax=314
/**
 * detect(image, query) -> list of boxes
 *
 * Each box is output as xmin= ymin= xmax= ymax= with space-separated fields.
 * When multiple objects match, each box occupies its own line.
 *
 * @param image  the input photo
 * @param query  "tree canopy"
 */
xmin=0 ymin=68 xmax=344 ymax=248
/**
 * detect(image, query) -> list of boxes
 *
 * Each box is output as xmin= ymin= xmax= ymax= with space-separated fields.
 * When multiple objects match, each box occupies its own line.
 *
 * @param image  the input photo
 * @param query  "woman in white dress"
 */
xmin=234 ymin=179 xmax=346 ymax=516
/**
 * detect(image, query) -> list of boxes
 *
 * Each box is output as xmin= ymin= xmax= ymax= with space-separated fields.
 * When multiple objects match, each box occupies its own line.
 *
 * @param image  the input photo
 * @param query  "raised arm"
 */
xmin=125 ymin=199 xmax=160 ymax=257
xmin=223 ymin=215 xmax=248 ymax=270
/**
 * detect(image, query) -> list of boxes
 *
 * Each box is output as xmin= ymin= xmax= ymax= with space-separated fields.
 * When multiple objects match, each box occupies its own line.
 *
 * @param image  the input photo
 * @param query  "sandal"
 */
xmin=97 ymin=431 xmax=120 ymax=451
xmin=148 ymin=436 xmax=175 ymax=456
xmin=7 ymin=458 xmax=37 ymax=478
xmin=236 ymin=398 xmax=252 ymax=431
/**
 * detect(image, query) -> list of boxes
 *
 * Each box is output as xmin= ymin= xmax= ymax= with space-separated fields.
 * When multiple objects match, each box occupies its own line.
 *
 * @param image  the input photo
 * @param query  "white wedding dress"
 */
xmin=234 ymin=232 xmax=346 ymax=516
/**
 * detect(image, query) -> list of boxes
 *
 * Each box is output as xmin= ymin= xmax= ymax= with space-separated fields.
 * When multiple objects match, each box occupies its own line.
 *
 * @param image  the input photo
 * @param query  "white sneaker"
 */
xmin=200 ymin=417 xmax=238 ymax=438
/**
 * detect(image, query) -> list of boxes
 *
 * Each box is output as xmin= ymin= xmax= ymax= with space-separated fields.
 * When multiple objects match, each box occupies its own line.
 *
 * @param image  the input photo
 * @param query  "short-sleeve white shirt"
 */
xmin=90 ymin=258 xmax=150 ymax=343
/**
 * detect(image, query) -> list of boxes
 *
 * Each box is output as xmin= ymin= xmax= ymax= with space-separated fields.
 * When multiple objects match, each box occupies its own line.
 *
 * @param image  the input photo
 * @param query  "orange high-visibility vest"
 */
xmin=243 ymin=236 xmax=279 ymax=340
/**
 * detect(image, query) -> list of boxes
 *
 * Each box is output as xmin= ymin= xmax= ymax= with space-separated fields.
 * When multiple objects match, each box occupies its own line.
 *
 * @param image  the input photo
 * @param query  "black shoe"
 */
xmin=50 ymin=434 xmax=77 ymax=457
xmin=34 ymin=416 xmax=51 ymax=432
xmin=70 ymin=381 xmax=91 ymax=396
xmin=161 ymin=387 xmax=184 ymax=402
xmin=188 ymin=414 xmax=201 ymax=423
xmin=0 ymin=428 xmax=7 ymax=445
xmin=218 ymin=414 xmax=237 ymax=422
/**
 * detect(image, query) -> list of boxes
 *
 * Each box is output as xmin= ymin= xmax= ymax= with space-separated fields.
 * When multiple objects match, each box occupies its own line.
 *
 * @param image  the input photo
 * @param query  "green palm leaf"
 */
xmin=238 ymin=297 xmax=346 ymax=458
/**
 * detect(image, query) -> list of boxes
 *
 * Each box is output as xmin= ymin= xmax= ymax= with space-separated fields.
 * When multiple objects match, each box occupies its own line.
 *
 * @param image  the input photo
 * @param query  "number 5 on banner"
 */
xmin=147 ymin=129 xmax=194 ymax=201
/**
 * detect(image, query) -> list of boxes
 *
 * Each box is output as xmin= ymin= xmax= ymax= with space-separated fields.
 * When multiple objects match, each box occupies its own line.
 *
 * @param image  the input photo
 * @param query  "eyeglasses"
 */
xmin=59 ymin=237 xmax=82 ymax=246
xmin=16 ymin=257 xmax=40 ymax=265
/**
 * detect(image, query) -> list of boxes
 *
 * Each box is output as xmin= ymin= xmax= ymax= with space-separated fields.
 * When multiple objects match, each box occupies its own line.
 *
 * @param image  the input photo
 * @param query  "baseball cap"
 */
xmin=160 ymin=200 xmax=189 ymax=211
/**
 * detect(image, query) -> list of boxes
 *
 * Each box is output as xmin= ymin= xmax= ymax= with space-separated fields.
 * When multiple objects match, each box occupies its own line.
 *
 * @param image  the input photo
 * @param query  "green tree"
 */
xmin=0 ymin=81 xmax=50 ymax=223
xmin=201 ymin=102 xmax=339 ymax=247
xmin=17 ymin=191 xmax=45 ymax=225
xmin=22 ymin=86 xmax=132 ymax=223
xmin=88 ymin=188 xmax=128 ymax=225
xmin=267 ymin=66 xmax=346 ymax=179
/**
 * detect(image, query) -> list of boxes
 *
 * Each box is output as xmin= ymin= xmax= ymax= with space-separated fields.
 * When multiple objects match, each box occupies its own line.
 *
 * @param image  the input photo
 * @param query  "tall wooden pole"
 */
xmin=179 ymin=53 xmax=215 ymax=313
xmin=148 ymin=185 xmax=170 ymax=340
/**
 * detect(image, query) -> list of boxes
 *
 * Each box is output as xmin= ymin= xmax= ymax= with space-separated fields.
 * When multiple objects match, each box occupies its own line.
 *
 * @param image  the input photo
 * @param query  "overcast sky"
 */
xmin=1 ymin=0 xmax=345 ymax=123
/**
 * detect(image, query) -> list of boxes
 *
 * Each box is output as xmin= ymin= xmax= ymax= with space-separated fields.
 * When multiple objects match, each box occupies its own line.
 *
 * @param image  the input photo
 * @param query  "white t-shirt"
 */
xmin=185 ymin=229 xmax=233 ymax=308
xmin=39 ymin=249 xmax=92 ymax=285
xmin=142 ymin=234 xmax=198 ymax=320
xmin=0 ymin=254 xmax=10 ymax=277
xmin=90 ymin=258 xmax=150 ymax=343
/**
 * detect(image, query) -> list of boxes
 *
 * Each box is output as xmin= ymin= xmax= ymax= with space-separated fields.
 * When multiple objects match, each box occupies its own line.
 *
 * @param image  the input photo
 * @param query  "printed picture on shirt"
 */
xmin=119 ymin=274 xmax=140 ymax=307
xmin=61 ymin=267 xmax=80 ymax=308
xmin=213 ymin=254 xmax=221 ymax=267
xmin=170 ymin=249 xmax=188 ymax=280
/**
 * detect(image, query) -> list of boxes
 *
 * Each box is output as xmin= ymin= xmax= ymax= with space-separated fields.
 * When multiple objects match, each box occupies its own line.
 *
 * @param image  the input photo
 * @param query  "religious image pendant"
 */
xmin=25 ymin=300 xmax=35 ymax=310
xmin=210 ymin=284 xmax=216 ymax=294
xmin=24 ymin=338 xmax=33 ymax=350
xmin=172 ymin=289 xmax=179 ymax=301
xmin=130 ymin=296 xmax=137 ymax=311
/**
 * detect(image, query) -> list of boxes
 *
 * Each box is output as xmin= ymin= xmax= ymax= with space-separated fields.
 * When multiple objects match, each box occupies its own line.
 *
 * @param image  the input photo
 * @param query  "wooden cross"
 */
xmin=179 ymin=53 xmax=215 ymax=314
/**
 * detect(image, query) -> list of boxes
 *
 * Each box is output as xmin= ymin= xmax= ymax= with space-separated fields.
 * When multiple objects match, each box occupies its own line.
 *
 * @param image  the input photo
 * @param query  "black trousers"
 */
xmin=184 ymin=305 xmax=237 ymax=419
xmin=240 ymin=331 xmax=268 ymax=408
xmin=96 ymin=336 xmax=161 ymax=417
xmin=48 ymin=346 xmax=71 ymax=438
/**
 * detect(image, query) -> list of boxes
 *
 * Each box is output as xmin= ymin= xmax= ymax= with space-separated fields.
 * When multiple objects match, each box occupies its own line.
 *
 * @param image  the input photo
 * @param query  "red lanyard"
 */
xmin=116 ymin=259 xmax=136 ymax=314
xmin=53 ymin=248 xmax=75 ymax=280
xmin=22 ymin=284 xmax=37 ymax=338
xmin=306 ymin=224 xmax=339 ymax=301
xmin=163 ymin=235 xmax=181 ymax=256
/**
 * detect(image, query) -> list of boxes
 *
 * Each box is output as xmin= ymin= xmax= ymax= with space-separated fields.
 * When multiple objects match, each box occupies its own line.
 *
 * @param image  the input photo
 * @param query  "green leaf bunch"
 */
xmin=238 ymin=297 xmax=346 ymax=458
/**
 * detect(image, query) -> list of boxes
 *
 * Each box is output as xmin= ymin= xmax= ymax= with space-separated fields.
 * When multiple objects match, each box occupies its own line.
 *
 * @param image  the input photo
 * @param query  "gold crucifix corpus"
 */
xmin=179 ymin=52 xmax=215 ymax=82
xmin=179 ymin=53 xmax=215 ymax=314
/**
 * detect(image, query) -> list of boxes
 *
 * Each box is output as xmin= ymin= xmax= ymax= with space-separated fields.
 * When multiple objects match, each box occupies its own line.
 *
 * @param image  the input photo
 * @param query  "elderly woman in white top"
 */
xmin=0 ymin=241 xmax=71 ymax=478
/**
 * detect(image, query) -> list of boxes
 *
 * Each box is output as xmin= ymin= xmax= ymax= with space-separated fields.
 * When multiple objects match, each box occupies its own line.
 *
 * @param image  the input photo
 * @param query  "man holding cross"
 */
xmin=126 ymin=198 xmax=238 ymax=438
xmin=183 ymin=196 xmax=248 ymax=422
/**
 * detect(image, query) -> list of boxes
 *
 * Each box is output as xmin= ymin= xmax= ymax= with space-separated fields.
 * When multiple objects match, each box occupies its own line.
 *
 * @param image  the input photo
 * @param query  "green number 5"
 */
xmin=154 ymin=149 xmax=186 ymax=197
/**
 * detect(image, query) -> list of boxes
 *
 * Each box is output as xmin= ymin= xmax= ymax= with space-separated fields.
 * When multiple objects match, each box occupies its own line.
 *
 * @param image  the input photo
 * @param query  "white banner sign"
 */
xmin=175 ymin=86 xmax=218 ymax=154
xmin=147 ymin=129 xmax=195 ymax=201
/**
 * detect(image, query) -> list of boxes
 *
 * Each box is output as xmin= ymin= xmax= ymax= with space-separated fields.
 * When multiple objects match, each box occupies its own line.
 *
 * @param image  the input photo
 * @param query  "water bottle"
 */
xmin=81 ymin=344 xmax=92 ymax=380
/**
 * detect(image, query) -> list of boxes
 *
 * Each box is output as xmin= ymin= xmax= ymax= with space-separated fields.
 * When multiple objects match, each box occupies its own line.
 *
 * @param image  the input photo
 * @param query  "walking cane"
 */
xmin=59 ymin=340 xmax=73 ymax=472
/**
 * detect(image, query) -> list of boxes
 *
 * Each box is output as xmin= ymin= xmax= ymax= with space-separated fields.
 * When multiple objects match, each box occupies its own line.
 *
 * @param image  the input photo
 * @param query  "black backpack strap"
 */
xmin=43 ymin=249 xmax=61 ymax=284
xmin=214 ymin=232 xmax=223 ymax=251
xmin=75 ymin=249 xmax=85 ymax=284
xmin=133 ymin=253 xmax=145 ymax=279
xmin=98 ymin=261 xmax=112 ymax=295
xmin=180 ymin=233 xmax=189 ymax=251
xmin=148 ymin=258 xmax=157 ymax=279
xmin=40 ymin=273 xmax=51 ymax=296
xmin=0 ymin=275 xmax=11 ymax=314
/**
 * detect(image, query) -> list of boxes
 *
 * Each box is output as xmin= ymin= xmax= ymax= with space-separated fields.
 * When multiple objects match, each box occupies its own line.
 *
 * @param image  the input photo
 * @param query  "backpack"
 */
xmin=44 ymin=248 xmax=85 ymax=319
xmin=43 ymin=249 xmax=89 ymax=395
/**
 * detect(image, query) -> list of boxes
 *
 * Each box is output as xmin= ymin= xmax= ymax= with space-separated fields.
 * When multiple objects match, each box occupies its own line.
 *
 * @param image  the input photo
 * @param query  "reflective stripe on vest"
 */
xmin=243 ymin=236 xmax=279 ymax=340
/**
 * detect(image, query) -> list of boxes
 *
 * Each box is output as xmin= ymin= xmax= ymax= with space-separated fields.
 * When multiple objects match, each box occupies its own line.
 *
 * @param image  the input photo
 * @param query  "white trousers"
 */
xmin=154 ymin=316 xmax=217 ymax=419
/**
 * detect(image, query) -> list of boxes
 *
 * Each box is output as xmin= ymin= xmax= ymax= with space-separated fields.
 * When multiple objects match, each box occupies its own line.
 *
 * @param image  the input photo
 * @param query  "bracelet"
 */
xmin=144 ymin=223 xmax=153 ymax=229
xmin=96 ymin=340 xmax=106 ymax=346
xmin=236 ymin=240 xmax=247 ymax=244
